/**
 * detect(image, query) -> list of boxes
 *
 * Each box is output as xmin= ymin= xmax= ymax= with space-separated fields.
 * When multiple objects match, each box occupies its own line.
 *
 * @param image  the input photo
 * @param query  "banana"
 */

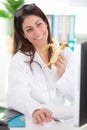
xmin=43 ymin=38 xmax=67 ymax=66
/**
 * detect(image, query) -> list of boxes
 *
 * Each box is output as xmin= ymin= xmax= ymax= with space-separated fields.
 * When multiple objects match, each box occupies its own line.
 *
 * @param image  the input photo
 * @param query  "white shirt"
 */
xmin=7 ymin=47 xmax=76 ymax=117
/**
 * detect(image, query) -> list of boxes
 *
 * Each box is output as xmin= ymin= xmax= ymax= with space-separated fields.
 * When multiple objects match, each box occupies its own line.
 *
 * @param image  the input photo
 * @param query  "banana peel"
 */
xmin=43 ymin=38 xmax=67 ymax=66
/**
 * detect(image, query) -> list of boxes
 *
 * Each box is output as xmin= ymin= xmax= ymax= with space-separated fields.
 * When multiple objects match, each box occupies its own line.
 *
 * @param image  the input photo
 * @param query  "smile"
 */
xmin=37 ymin=35 xmax=43 ymax=40
xmin=34 ymin=35 xmax=43 ymax=40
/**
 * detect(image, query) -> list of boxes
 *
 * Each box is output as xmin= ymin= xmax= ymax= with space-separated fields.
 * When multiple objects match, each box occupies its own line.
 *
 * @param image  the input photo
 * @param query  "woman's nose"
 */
xmin=33 ymin=27 xmax=41 ymax=36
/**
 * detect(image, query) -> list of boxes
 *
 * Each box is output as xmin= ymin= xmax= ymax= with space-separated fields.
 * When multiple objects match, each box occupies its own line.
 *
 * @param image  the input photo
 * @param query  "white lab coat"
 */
xmin=7 ymin=47 xmax=76 ymax=118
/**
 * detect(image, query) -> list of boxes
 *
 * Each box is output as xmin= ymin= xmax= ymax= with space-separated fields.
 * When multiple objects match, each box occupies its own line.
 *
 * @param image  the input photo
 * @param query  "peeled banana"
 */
xmin=44 ymin=38 xmax=67 ymax=66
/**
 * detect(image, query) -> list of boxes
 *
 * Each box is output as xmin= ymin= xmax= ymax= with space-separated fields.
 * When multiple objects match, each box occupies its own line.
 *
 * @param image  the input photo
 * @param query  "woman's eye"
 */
xmin=26 ymin=28 xmax=32 ymax=32
xmin=37 ymin=23 xmax=42 ymax=27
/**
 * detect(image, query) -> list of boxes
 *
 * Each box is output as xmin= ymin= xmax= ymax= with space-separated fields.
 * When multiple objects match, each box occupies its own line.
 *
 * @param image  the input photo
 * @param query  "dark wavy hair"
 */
xmin=13 ymin=3 xmax=53 ymax=63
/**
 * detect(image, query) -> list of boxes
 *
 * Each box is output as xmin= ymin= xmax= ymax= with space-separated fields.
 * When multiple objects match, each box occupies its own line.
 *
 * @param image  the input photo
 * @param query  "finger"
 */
xmin=58 ymin=57 xmax=64 ymax=64
xmin=35 ymin=115 xmax=43 ymax=124
xmin=33 ymin=118 xmax=39 ymax=124
xmin=58 ymin=54 xmax=66 ymax=62
xmin=55 ymin=60 xmax=63 ymax=67
xmin=55 ymin=58 xmax=64 ymax=66
xmin=59 ymin=54 xmax=65 ymax=60
xmin=33 ymin=112 xmax=43 ymax=124
xmin=40 ymin=112 xmax=49 ymax=123
xmin=43 ymin=110 xmax=53 ymax=121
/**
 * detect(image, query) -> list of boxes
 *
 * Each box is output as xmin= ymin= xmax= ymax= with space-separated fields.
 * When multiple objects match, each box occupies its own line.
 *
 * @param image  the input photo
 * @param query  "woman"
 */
xmin=7 ymin=3 xmax=76 ymax=125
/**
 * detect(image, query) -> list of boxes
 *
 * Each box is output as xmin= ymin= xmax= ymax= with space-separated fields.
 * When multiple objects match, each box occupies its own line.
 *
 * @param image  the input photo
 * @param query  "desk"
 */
xmin=9 ymin=105 xmax=87 ymax=130
xmin=10 ymin=117 xmax=87 ymax=130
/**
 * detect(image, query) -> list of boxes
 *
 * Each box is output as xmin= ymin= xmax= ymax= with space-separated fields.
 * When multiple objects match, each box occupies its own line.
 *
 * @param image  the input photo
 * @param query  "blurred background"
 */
xmin=0 ymin=0 xmax=87 ymax=106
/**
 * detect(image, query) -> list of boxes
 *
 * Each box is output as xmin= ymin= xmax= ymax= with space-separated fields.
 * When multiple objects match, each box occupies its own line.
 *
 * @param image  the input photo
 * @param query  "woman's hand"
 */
xmin=32 ymin=108 xmax=53 ymax=125
xmin=54 ymin=54 xmax=66 ymax=78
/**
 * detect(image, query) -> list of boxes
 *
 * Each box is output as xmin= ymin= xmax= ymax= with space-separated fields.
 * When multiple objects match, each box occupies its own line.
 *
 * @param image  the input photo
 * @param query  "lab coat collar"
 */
xmin=24 ymin=50 xmax=57 ymax=72
xmin=33 ymin=52 xmax=46 ymax=68
xmin=34 ymin=52 xmax=57 ymax=73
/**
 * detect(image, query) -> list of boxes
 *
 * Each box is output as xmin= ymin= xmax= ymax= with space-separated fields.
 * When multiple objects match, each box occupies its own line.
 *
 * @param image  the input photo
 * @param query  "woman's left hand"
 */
xmin=54 ymin=54 xmax=66 ymax=78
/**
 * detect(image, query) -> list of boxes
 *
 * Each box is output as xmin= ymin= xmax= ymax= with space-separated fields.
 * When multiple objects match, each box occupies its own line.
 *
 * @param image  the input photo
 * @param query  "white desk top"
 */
xmin=9 ymin=104 xmax=87 ymax=130
xmin=10 ymin=117 xmax=87 ymax=130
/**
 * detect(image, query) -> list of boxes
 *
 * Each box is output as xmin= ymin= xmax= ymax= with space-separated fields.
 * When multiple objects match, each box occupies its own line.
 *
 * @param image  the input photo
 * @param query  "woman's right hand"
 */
xmin=54 ymin=54 xmax=66 ymax=78
xmin=32 ymin=108 xmax=53 ymax=125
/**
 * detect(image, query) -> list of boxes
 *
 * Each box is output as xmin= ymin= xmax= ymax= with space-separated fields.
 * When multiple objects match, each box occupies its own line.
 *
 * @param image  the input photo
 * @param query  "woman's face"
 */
xmin=22 ymin=15 xmax=48 ymax=49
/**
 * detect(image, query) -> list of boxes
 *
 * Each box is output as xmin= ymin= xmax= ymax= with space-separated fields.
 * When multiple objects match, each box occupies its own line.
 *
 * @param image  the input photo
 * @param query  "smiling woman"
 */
xmin=22 ymin=15 xmax=48 ymax=52
xmin=6 ymin=3 xmax=76 ymax=125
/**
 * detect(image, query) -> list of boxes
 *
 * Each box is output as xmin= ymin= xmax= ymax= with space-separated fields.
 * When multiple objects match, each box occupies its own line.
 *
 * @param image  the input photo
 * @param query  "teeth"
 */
xmin=37 ymin=35 xmax=43 ymax=40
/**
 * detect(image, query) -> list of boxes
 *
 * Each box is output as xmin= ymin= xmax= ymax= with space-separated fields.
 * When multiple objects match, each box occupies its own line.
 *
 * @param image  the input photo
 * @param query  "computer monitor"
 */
xmin=74 ymin=42 xmax=87 ymax=127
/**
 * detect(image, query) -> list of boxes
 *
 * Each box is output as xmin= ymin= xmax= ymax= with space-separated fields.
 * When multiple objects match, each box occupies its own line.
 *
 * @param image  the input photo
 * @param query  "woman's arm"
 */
xmin=53 ymin=47 xmax=76 ymax=102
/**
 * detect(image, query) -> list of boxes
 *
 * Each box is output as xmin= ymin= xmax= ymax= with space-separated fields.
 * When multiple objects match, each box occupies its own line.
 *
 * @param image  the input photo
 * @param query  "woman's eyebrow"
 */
xmin=24 ymin=20 xmax=42 ymax=30
xmin=35 ymin=19 xmax=42 ymax=25
xmin=24 ymin=26 xmax=31 ymax=30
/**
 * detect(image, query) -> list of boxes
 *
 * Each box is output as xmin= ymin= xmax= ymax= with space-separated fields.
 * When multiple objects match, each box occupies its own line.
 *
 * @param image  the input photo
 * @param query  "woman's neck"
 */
xmin=36 ymin=49 xmax=49 ymax=65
